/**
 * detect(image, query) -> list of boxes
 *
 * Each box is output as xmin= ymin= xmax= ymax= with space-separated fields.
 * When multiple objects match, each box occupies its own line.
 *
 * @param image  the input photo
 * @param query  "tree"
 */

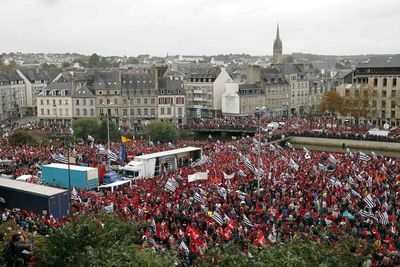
xmin=72 ymin=118 xmax=100 ymax=140
xmin=144 ymin=120 xmax=177 ymax=143
xmin=9 ymin=130 xmax=38 ymax=146
xmin=88 ymin=53 xmax=101 ymax=67
xmin=36 ymin=215 xmax=175 ymax=267
xmin=95 ymin=119 xmax=120 ymax=142
xmin=343 ymin=86 xmax=374 ymax=124
xmin=320 ymin=90 xmax=345 ymax=115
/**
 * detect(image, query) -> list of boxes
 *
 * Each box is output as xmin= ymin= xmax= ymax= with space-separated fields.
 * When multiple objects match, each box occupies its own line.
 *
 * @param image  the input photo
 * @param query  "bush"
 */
xmin=8 ymin=130 xmax=38 ymax=146
xmin=144 ymin=121 xmax=177 ymax=143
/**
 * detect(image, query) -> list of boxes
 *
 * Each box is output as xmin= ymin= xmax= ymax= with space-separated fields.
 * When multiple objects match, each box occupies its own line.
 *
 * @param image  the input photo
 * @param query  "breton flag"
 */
xmin=351 ymin=189 xmax=362 ymax=199
xmin=377 ymin=211 xmax=389 ymax=225
xmin=211 ymin=211 xmax=224 ymax=226
xmin=359 ymin=152 xmax=371 ymax=162
xmin=242 ymin=214 xmax=254 ymax=228
xmin=52 ymin=153 xmax=69 ymax=164
xmin=363 ymin=194 xmax=376 ymax=209
xmin=164 ymin=178 xmax=179 ymax=192
xmin=359 ymin=210 xmax=377 ymax=221
xmin=217 ymin=186 xmax=227 ymax=200
xmin=242 ymin=156 xmax=257 ymax=174
xmin=289 ymin=159 xmax=299 ymax=171
xmin=193 ymin=192 xmax=204 ymax=203
xmin=107 ymin=150 xmax=119 ymax=162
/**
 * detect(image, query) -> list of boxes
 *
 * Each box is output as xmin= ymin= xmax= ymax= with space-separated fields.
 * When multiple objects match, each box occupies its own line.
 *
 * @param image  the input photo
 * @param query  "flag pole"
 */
xmin=107 ymin=110 xmax=111 ymax=170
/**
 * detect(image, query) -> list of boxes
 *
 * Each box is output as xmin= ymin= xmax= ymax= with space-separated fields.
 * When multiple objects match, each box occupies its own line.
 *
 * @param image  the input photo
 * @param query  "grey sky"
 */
xmin=1 ymin=0 xmax=399 ymax=56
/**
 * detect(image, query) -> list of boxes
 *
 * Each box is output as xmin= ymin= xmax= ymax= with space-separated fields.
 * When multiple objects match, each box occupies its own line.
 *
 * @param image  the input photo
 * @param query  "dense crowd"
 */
xmin=70 ymin=138 xmax=400 ymax=265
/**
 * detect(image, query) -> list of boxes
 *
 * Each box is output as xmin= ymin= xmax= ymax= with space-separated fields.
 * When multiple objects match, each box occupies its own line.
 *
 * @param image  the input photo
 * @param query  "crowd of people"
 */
xmin=1 ymin=117 xmax=400 ymax=265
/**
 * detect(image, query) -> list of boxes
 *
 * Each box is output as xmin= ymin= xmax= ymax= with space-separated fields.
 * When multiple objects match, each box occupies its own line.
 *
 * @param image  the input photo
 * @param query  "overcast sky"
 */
xmin=1 ymin=0 xmax=399 ymax=56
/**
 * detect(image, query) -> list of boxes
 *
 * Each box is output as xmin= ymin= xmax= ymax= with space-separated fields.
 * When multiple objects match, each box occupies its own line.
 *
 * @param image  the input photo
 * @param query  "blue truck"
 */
xmin=42 ymin=163 xmax=99 ymax=190
xmin=0 ymin=178 xmax=69 ymax=218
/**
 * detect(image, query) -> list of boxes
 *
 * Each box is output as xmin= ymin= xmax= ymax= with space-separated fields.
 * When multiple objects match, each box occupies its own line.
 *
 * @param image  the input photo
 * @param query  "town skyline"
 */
xmin=1 ymin=0 xmax=399 ymax=56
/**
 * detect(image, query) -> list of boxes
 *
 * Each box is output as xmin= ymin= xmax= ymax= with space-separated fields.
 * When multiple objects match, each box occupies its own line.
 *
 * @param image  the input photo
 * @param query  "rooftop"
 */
xmin=0 ymin=178 xmax=67 ymax=197
xmin=134 ymin=146 xmax=201 ymax=160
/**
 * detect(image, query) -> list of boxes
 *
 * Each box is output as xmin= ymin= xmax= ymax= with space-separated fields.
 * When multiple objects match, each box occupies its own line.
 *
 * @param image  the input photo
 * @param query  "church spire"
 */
xmin=276 ymin=24 xmax=280 ymax=40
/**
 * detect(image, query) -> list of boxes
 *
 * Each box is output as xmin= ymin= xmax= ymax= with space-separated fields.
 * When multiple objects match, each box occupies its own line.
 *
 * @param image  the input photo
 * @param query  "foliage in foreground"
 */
xmin=72 ymin=118 xmax=120 ymax=142
xmin=36 ymin=215 xmax=175 ymax=267
xmin=196 ymin=238 xmax=365 ymax=267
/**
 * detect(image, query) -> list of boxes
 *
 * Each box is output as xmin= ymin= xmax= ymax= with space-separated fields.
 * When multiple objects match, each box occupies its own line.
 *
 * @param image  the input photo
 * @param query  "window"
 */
xmin=59 ymin=99 xmax=62 ymax=105
xmin=114 ymin=98 xmax=118 ymax=105
xmin=40 ymin=108 xmax=44 ymax=115
xmin=53 ymin=99 xmax=56 ymax=106
xmin=144 ymin=98 xmax=148 ymax=104
xmin=59 ymin=109 xmax=63 ymax=116
xmin=130 ymin=109 xmax=134 ymax=116
xmin=345 ymin=89 xmax=350 ymax=97
xmin=40 ymin=99 xmax=44 ymax=105
xmin=46 ymin=99 xmax=50 ymax=105
xmin=76 ymin=109 xmax=80 ymax=116
xmin=161 ymin=107 xmax=165 ymax=115
xmin=391 ymin=101 xmax=396 ymax=109
xmin=137 ymin=108 xmax=141 ymax=115
xmin=114 ymin=109 xmax=119 ymax=116
xmin=392 ymin=90 xmax=396 ymax=97
xmin=382 ymin=91 xmax=387 ymax=97
xmin=383 ymin=78 xmax=387 ymax=87
xmin=144 ymin=108 xmax=148 ymax=116
xmin=90 ymin=99 xmax=94 ymax=105
xmin=123 ymin=109 xmax=127 ymax=116
xmin=151 ymin=108 xmax=155 ymax=116
xmin=123 ymin=99 xmax=127 ymax=105
xmin=373 ymin=78 xmax=378 ymax=87
xmin=99 ymin=99 xmax=103 ymax=105
xmin=178 ymin=107 xmax=182 ymax=115
xmin=83 ymin=99 xmax=86 ymax=105
xmin=90 ymin=109 xmax=94 ymax=116
xmin=47 ymin=109 xmax=50 ymax=115
xmin=151 ymin=98 xmax=155 ymax=104
xmin=167 ymin=107 xmax=171 ymax=115
xmin=391 ymin=110 xmax=396 ymax=118
xmin=65 ymin=109 xmax=69 ymax=116
xmin=83 ymin=109 xmax=87 ymax=116
xmin=76 ymin=99 xmax=79 ymax=105
xmin=136 ymin=98 xmax=141 ymax=104
xmin=382 ymin=100 xmax=386 ymax=108
xmin=394 ymin=78 xmax=397 ymax=87
xmin=107 ymin=99 xmax=110 ymax=105
xmin=52 ymin=108 xmax=57 ymax=115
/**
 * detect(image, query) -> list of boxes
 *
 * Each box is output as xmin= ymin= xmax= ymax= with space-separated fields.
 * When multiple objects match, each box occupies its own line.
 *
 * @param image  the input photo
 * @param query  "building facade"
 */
xmin=36 ymin=82 xmax=73 ymax=126
xmin=336 ymin=55 xmax=400 ymax=126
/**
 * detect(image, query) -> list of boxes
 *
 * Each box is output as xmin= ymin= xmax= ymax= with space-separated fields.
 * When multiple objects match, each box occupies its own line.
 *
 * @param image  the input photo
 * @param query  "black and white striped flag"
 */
xmin=164 ymin=178 xmax=179 ymax=192
xmin=242 ymin=214 xmax=254 ymax=228
xmin=359 ymin=152 xmax=371 ymax=162
xmin=242 ymin=156 xmax=257 ymax=174
xmin=377 ymin=211 xmax=389 ymax=225
xmin=359 ymin=210 xmax=377 ymax=221
xmin=52 ymin=153 xmax=69 ymax=164
xmin=363 ymin=194 xmax=376 ymax=209
xmin=107 ymin=150 xmax=119 ymax=162
xmin=289 ymin=159 xmax=299 ymax=171
xmin=211 ymin=211 xmax=224 ymax=225
xmin=193 ymin=192 xmax=204 ymax=203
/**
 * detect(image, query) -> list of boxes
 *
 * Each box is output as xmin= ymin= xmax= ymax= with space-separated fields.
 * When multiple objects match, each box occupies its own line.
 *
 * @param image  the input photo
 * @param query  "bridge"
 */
xmin=190 ymin=127 xmax=257 ymax=134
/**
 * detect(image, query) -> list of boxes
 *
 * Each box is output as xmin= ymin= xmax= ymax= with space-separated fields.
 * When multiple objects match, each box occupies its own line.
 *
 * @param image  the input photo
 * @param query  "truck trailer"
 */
xmin=42 ymin=163 xmax=99 ymax=190
xmin=0 ymin=178 xmax=69 ymax=218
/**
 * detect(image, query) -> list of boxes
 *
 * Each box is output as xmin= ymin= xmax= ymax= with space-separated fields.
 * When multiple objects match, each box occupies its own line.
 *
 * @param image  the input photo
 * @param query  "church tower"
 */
xmin=272 ymin=24 xmax=283 ymax=64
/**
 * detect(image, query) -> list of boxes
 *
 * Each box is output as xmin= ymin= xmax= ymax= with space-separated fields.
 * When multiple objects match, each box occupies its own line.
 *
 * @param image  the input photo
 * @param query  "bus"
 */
xmin=119 ymin=146 xmax=202 ymax=179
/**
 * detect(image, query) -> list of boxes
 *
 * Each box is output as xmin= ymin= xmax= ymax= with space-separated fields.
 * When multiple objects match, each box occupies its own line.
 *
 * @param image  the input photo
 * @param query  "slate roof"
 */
xmin=92 ymin=71 xmax=121 ymax=90
xmin=71 ymin=86 xmax=95 ymax=98
xmin=357 ymin=55 xmax=400 ymax=68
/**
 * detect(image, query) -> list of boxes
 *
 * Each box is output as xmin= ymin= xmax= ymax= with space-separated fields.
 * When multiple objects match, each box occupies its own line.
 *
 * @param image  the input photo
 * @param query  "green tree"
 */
xmin=72 ymin=118 xmax=100 ymax=140
xmin=343 ymin=86 xmax=374 ymax=124
xmin=144 ymin=120 xmax=177 ymax=143
xmin=88 ymin=53 xmax=101 ymax=67
xmin=8 ymin=130 xmax=38 ymax=146
xmin=95 ymin=119 xmax=120 ymax=142
xmin=36 ymin=215 xmax=175 ymax=267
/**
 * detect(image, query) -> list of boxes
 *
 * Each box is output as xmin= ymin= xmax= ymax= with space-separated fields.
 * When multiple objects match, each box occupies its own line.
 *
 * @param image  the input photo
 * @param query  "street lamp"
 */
xmin=255 ymin=106 xmax=266 ymax=192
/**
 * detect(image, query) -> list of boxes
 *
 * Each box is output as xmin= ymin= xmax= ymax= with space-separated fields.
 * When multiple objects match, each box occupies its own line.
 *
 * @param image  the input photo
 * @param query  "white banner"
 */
xmin=223 ymin=172 xmax=235 ymax=180
xmin=188 ymin=172 xmax=208 ymax=183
